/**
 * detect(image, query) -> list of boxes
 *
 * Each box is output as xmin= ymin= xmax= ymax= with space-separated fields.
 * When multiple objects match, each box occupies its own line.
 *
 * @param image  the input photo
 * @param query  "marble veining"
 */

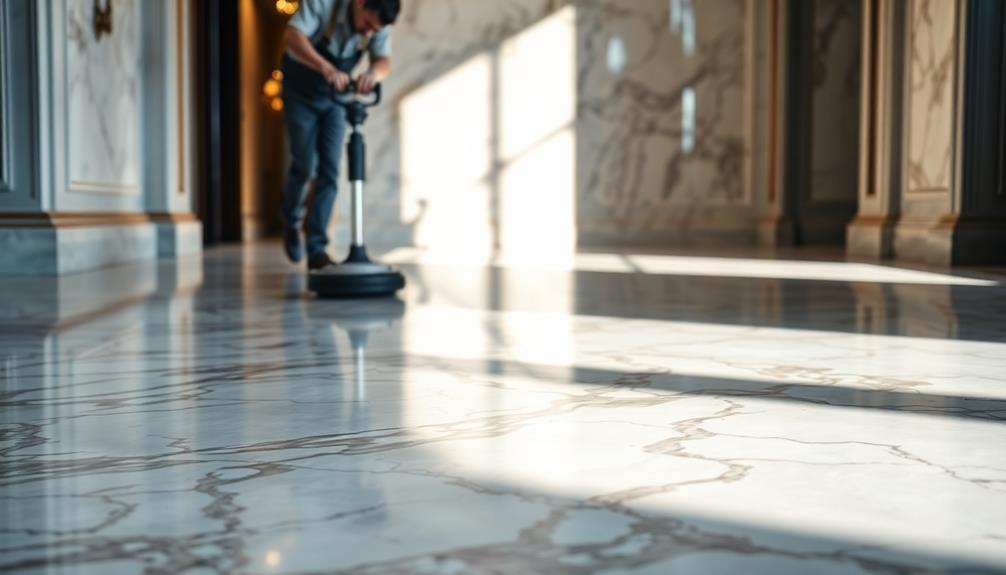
xmin=66 ymin=0 xmax=140 ymax=190
xmin=576 ymin=0 xmax=747 ymax=223
xmin=1 ymin=244 xmax=1006 ymax=573
xmin=338 ymin=0 xmax=750 ymax=252
xmin=906 ymin=0 xmax=956 ymax=192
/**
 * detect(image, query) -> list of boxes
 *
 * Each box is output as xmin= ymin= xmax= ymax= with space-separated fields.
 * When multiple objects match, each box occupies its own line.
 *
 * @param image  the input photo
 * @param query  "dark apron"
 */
xmin=282 ymin=37 xmax=364 ymax=100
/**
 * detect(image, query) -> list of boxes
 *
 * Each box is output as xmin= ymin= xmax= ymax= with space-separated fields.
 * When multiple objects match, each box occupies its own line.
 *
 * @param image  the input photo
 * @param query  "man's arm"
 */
xmin=355 ymin=26 xmax=392 ymax=94
xmin=356 ymin=57 xmax=390 ymax=93
xmin=284 ymin=26 xmax=350 ymax=91
xmin=370 ymin=57 xmax=391 ymax=81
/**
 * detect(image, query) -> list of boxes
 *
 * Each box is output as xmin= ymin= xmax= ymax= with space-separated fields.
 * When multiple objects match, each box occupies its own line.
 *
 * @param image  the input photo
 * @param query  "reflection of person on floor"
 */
xmin=280 ymin=0 xmax=400 ymax=270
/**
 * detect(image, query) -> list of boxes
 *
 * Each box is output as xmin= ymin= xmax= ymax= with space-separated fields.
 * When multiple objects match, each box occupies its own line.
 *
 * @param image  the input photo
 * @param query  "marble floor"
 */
xmin=2 ymin=243 xmax=1006 ymax=574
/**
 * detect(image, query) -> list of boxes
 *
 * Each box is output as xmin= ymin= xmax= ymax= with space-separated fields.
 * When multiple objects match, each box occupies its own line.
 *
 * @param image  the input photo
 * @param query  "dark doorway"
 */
xmin=194 ymin=0 xmax=242 ymax=246
xmin=785 ymin=0 xmax=862 ymax=246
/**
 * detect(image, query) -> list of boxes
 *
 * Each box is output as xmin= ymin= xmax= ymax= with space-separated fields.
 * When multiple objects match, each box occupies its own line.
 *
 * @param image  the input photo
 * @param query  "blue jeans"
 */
xmin=281 ymin=87 xmax=347 ymax=257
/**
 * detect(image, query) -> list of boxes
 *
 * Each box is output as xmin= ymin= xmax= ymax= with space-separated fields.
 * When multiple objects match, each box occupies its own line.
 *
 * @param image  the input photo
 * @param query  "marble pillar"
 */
xmin=144 ymin=0 xmax=202 ymax=257
xmin=903 ymin=0 xmax=956 ymax=200
xmin=892 ymin=0 xmax=1006 ymax=265
xmin=893 ymin=0 xmax=963 ymax=265
xmin=847 ymin=0 xmax=904 ymax=259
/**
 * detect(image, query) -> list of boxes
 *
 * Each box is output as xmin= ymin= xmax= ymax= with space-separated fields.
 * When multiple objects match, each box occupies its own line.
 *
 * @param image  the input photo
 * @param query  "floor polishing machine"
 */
xmin=308 ymin=82 xmax=406 ymax=298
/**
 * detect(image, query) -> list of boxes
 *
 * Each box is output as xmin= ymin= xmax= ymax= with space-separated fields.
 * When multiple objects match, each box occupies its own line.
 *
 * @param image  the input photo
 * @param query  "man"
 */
xmin=280 ymin=0 xmax=400 ymax=269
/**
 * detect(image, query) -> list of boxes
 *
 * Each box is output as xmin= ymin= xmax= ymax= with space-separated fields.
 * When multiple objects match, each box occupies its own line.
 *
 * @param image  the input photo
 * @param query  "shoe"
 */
xmin=283 ymin=227 xmax=303 ymax=263
xmin=308 ymin=251 xmax=334 ymax=270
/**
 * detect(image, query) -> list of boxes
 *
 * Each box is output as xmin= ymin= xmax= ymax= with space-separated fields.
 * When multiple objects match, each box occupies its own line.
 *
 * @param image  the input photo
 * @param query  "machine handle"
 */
xmin=333 ymin=80 xmax=382 ymax=107
xmin=368 ymin=83 xmax=383 ymax=107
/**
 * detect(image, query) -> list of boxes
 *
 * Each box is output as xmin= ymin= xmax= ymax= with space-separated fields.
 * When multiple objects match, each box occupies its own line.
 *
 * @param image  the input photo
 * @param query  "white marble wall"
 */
xmin=66 ymin=0 xmax=141 ymax=193
xmin=349 ymin=0 xmax=552 ymax=257
xmin=904 ymin=0 xmax=956 ymax=194
xmin=576 ymin=0 xmax=748 ymax=245
xmin=333 ymin=0 xmax=752 ymax=254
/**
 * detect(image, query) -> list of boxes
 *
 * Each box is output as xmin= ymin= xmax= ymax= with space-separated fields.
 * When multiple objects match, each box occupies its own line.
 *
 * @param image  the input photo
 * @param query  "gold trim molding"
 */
xmin=149 ymin=212 xmax=199 ymax=224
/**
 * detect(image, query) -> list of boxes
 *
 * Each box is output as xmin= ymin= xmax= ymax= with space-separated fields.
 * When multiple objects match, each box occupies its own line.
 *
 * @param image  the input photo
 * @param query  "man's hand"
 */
xmin=285 ymin=26 xmax=351 ymax=91
xmin=320 ymin=63 xmax=351 ymax=92
xmin=355 ymin=72 xmax=378 ymax=94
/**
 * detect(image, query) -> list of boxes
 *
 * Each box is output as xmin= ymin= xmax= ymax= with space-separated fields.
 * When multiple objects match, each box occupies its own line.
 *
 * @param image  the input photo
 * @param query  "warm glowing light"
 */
xmin=263 ymin=78 xmax=282 ymax=98
xmin=265 ymin=550 xmax=281 ymax=567
xmin=264 ymin=70 xmax=284 ymax=111
xmin=275 ymin=0 xmax=298 ymax=15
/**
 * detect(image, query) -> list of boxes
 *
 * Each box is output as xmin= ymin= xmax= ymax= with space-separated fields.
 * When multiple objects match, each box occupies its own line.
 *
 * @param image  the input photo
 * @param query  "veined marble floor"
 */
xmin=2 ymin=243 xmax=1006 ymax=574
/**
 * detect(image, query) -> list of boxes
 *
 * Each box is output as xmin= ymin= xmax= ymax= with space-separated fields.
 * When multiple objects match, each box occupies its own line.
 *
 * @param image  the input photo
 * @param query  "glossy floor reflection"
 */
xmin=2 ymin=244 xmax=1006 ymax=574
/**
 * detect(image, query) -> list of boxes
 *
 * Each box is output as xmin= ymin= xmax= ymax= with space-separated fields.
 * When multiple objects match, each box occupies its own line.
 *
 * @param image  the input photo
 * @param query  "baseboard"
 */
xmin=846 ymin=214 xmax=898 ymax=259
xmin=894 ymin=215 xmax=1006 ymax=266
xmin=0 ymin=212 xmax=202 ymax=275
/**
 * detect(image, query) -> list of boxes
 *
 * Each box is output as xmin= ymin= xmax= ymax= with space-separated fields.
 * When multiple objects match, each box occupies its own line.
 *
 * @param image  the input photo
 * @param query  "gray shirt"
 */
xmin=288 ymin=0 xmax=392 ymax=62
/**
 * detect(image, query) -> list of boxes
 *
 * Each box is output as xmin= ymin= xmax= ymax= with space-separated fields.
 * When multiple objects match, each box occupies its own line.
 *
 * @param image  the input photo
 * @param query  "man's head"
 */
xmin=351 ymin=0 xmax=401 ymax=36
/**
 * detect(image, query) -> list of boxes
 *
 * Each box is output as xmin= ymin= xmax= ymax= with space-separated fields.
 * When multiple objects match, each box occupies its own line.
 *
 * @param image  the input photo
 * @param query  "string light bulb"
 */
xmin=263 ymin=77 xmax=281 ymax=98
xmin=275 ymin=0 xmax=298 ymax=15
xmin=264 ymin=70 xmax=284 ymax=112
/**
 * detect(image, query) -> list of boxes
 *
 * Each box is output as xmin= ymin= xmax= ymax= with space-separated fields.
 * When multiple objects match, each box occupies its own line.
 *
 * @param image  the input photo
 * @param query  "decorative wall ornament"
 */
xmin=94 ymin=0 xmax=112 ymax=40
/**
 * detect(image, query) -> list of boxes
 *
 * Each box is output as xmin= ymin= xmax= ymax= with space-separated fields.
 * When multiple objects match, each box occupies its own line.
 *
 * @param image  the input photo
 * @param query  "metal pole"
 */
xmin=351 ymin=180 xmax=364 ymax=246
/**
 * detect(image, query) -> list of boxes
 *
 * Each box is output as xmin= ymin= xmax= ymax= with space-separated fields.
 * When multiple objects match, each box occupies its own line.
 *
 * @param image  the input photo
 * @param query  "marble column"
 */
xmin=893 ymin=0 xmax=1006 ymax=265
xmin=847 ymin=0 xmax=904 ymax=259
xmin=144 ymin=0 xmax=202 ymax=257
